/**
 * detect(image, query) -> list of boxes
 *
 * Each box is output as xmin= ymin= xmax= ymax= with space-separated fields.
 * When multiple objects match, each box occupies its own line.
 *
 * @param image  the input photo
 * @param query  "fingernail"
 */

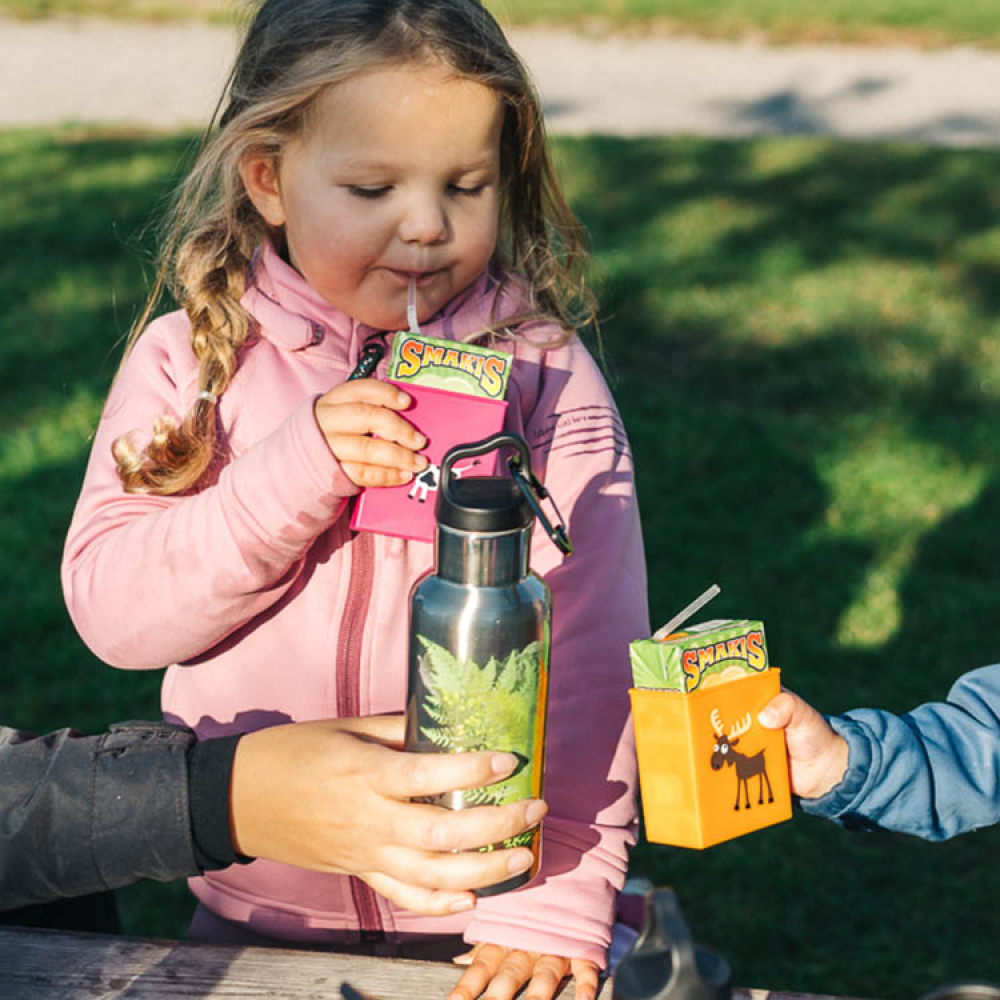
xmin=396 ymin=391 xmax=410 ymax=406
xmin=449 ymin=897 xmax=474 ymax=913
xmin=508 ymin=849 xmax=534 ymax=874
xmin=758 ymin=707 xmax=777 ymax=727
xmin=399 ymin=470 xmax=413 ymax=483
xmin=415 ymin=433 xmax=427 ymax=448
xmin=524 ymin=799 xmax=547 ymax=825
xmin=491 ymin=752 xmax=518 ymax=775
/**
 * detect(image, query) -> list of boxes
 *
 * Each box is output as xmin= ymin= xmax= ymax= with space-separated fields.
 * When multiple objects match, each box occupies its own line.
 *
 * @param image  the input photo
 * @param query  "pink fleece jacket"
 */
xmin=62 ymin=245 xmax=649 ymax=968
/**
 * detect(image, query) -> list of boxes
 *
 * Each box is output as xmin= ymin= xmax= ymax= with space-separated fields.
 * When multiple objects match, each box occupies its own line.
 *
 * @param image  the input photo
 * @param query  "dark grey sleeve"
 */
xmin=0 ymin=721 xmax=202 ymax=910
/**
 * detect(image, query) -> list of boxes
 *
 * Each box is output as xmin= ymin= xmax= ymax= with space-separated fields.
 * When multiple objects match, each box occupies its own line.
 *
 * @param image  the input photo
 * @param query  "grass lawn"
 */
xmin=5 ymin=0 xmax=1000 ymax=46
xmin=2 ymin=125 xmax=1000 ymax=995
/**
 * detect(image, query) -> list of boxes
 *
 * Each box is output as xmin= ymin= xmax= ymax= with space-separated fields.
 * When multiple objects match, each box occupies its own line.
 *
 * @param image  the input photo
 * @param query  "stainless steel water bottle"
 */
xmin=404 ymin=432 xmax=573 ymax=896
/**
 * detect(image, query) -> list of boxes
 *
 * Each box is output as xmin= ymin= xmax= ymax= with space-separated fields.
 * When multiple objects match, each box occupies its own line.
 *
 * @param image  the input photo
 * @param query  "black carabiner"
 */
xmin=508 ymin=455 xmax=574 ymax=556
xmin=347 ymin=339 xmax=386 ymax=381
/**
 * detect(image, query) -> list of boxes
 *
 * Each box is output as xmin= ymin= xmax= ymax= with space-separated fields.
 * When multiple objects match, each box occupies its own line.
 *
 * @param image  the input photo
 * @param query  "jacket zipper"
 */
xmin=338 ymin=333 xmax=387 ymax=942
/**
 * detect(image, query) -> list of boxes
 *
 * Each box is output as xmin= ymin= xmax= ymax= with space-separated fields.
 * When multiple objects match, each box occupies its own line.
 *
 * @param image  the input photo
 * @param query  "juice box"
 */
xmin=628 ymin=611 xmax=789 ymax=848
xmin=350 ymin=333 xmax=512 ymax=543
xmin=629 ymin=619 xmax=768 ymax=694
xmin=630 ymin=669 xmax=792 ymax=849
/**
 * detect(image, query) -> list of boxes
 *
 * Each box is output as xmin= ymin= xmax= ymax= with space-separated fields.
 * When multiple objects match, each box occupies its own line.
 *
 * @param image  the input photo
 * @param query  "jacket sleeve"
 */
xmin=0 ymin=722 xmax=205 ymax=910
xmin=799 ymin=664 xmax=1000 ymax=840
xmin=463 ymin=338 xmax=649 ymax=968
xmin=61 ymin=320 xmax=357 ymax=669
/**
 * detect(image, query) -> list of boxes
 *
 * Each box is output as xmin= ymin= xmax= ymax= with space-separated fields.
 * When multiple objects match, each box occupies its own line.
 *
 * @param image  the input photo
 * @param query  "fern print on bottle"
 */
xmin=415 ymin=634 xmax=547 ymax=844
xmin=404 ymin=432 xmax=571 ymax=896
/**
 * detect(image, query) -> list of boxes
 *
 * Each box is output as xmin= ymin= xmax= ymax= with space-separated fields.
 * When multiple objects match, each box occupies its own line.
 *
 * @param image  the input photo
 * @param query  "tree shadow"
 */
xmin=561 ymin=134 xmax=1000 ymax=997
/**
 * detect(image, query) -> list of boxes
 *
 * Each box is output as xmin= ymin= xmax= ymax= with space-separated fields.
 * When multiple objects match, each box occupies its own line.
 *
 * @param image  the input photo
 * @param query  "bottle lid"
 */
xmin=437 ymin=464 xmax=533 ymax=535
xmin=438 ymin=433 xmax=573 ymax=551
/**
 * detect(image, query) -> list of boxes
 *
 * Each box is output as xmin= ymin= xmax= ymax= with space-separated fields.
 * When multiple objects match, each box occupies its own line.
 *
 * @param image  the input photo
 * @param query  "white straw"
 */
xmin=407 ymin=278 xmax=420 ymax=333
xmin=652 ymin=583 xmax=722 ymax=640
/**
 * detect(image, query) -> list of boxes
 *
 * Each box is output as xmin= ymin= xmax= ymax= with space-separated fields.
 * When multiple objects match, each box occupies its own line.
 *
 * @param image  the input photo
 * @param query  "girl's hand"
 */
xmin=230 ymin=715 xmax=546 ymax=916
xmin=314 ymin=379 xmax=428 ymax=488
xmin=758 ymin=688 xmax=850 ymax=800
xmin=449 ymin=944 xmax=600 ymax=1000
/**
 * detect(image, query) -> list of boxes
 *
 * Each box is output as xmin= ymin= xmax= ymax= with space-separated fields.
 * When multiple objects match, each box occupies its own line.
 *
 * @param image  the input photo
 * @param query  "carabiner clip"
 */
xmin=508 ymin=455 xmax=574 ymax=556
xmin=347 ymin=340 xmax=386 ymax=381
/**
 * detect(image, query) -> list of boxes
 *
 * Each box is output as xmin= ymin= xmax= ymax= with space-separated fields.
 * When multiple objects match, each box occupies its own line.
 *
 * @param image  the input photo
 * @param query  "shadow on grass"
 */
xmin=2 ymin=128 xmax=999 ymax=988
xmin=562 ymin=135 xmax=1000 ymax=996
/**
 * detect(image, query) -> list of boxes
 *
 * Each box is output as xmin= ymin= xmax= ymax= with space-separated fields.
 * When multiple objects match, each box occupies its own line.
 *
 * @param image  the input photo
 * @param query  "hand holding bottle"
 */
xmin=230 ymin=715 xmax=545 ymax=915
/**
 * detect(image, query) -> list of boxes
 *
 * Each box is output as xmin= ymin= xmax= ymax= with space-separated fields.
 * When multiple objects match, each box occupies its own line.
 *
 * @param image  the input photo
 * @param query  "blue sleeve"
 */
xmin=798 ymin=664 xmax=1000 ymax=840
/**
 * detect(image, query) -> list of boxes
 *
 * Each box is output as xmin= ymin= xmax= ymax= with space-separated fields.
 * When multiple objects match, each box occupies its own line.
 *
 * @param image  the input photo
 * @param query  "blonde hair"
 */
xmin=115 ymin=0 xmax=597 ymax=495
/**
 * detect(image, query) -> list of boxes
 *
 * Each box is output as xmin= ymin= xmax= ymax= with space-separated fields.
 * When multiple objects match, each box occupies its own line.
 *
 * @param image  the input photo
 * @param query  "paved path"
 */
xmin=3 ymin=15 xmax=1000 ymax=145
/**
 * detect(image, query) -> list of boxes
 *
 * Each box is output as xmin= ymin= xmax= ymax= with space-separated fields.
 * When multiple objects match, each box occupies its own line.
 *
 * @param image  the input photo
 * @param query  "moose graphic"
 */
xmin=710 ymin=707 xmax=774 ymax=811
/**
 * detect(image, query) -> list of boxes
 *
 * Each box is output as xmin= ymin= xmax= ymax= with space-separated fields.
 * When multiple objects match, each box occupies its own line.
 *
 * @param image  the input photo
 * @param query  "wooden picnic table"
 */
xmin=0 ymin=924 xmax=864 ymax=1000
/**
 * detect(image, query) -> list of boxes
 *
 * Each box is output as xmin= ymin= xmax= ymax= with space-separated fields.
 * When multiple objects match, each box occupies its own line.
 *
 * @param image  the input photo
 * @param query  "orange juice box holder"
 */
xmin=629 ymin=620 xmax=791 ymax=849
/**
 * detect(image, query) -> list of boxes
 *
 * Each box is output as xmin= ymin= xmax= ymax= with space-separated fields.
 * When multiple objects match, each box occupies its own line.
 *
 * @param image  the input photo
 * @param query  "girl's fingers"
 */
xmin=326 ymin=429 xmax=428 ymax=469
xmin=448 ymin=944 xmax=515 ymax=1000
xmin=331 ymin=436 xmax=428 ymax=477
xmin=522 ymin=954 xmax=572 ymax=1000
xmin=319 ymin=402 xmax=425 ymax=447
xmin=321 ymin=378 xmax=413 ymax=409
xmin=478 ymin=948 xmax=539 ymax=1000
xmin=340 ymin=438 xmax=427 ymax=476
xmin=448 ymin=947 xmax=578 ymax=1000
xmin=340 ymin=462 xmax=417 ymax=489
xmin=569 ymin=959 xmax=601 ymax=1000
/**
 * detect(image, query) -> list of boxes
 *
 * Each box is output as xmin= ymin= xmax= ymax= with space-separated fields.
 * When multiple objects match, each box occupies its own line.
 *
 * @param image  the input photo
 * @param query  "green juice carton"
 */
xmin=629 ymin=619 xmax=769 ymax=693
xmin=386 ymin=330 xmax=512 ymax=399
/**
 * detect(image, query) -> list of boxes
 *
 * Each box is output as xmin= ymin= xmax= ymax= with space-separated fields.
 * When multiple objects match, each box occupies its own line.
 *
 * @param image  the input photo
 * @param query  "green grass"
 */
xmin=491 ymin=0 xmax=1000 ymax=46
xmin=6 ymin=0 xmax=1000 ymax=46
xmin=3 ymin=126 xmax=1000 ymax=995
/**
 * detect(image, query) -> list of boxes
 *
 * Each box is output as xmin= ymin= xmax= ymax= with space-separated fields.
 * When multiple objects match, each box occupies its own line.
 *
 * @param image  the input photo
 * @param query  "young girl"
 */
xmin=62 ymin=2 xmax=648 ymax=997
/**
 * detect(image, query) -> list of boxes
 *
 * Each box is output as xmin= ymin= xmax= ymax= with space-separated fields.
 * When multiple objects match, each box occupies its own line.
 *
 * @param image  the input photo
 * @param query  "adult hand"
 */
xmin=229 ymin=715 xmax=545 ymax=915
xmin=449 ymin=944 xmax=599 ymax=1000
xmin=758 ymin=688 xmax=850 ymax=800
xmin=313 ymin=379 xmax=428 ymax=488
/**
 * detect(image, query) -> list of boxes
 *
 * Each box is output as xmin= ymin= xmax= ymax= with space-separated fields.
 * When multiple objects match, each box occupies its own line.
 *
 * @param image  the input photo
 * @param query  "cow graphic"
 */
xmin=408 ymin=459 xmax=481 ymax=504
xmin=710 ymin=708 xmax=774 ymax=811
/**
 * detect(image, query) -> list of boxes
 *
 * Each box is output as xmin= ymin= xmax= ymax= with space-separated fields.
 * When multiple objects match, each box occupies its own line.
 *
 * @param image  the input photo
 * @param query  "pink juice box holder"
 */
xmin=350 ymin=331 xmax=513 ymax=544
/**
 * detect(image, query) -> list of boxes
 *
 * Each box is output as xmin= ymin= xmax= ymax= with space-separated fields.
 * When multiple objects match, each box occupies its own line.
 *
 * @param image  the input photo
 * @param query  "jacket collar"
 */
xmin=242 ymin=242 xmax=528 ymax=355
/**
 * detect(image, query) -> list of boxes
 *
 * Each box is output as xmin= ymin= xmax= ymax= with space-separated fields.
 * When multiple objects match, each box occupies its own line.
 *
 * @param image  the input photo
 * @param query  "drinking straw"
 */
xmin=407 ymin=277 xmax=420 ymax=334
xmin=652 ymin=583 xmax=722 ymax=641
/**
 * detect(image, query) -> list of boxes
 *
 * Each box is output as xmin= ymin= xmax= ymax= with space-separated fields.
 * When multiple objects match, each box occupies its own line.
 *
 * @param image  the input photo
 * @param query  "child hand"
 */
xmin=230 ymin=715 xmax=546 ymax=916
xmin=450 ymin=944 xmax=600 ymax=1000
xmin=758 ymin=688 xmax=850 ymax=800
xmin=314 ymin=380 xmax=428 ymax=488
